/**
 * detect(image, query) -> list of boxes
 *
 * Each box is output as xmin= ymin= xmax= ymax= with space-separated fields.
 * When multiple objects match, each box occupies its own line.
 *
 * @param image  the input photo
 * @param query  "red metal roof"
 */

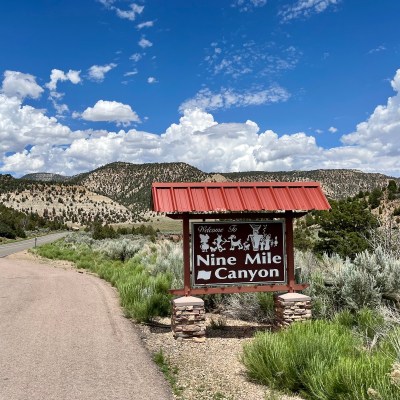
xmin=151 ymin=182 xmax=330 ymax=214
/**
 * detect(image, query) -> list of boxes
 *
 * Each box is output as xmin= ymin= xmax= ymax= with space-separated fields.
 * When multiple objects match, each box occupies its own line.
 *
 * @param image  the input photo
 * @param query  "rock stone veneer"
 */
xmin=171 ymin=296 xmax=206 ymax=340
xmin=274 ymin=292 xmax=312 ymax=327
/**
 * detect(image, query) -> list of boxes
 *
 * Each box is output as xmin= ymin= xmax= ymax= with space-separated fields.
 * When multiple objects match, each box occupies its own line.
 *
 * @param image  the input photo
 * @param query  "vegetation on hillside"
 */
xmin=34 ymin=232 xmax=182 ymax=322
xmin=0 ymin=203 xmax=65 ymax=239
xmin=3 ymin=164 xmax=400 ymax=229
xmin=294 ymin=180 xmax=400 ymax=258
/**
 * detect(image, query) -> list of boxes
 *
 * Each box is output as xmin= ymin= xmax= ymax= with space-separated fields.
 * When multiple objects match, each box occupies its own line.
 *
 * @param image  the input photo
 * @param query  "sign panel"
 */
xmin=192 ymin=221 xmax=286 ymax=287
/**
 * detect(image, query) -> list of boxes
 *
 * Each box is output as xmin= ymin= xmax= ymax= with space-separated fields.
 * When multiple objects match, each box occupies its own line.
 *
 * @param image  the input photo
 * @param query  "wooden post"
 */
xmin=285 ymin=216 xmax=295 ymax=293
xmin=182 ymin=214 xmax=191 ymax=296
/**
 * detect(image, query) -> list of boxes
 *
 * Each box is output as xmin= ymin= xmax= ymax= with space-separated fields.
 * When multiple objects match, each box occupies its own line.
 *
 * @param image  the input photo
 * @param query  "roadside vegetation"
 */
xmin=0 ymin=203 xmax=65 ymax=241
xmin=32 ymin=180 xmax=400 ymax=399
xmin=34 ymin=227 xmax=182 ymax=322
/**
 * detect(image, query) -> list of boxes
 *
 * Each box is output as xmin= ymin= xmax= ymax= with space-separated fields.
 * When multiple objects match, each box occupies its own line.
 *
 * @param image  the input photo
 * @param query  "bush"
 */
xmin=242 ymin=320 xmax=400 ymax=399
xmin=0 ymin=221 xmax=16 ymax=239
xmin=297 ymin=247 xmax=400 ymax=314
xmin=94 ymin=237 xmax=145 ymax=261
xmin=222 ymin=292 xmax=275 ymax=323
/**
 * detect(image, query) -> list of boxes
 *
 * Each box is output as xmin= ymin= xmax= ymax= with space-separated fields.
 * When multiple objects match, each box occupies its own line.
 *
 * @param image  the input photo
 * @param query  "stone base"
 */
xmin=171 ymin=296 xmax=206 ymax=340
xmin=274 ymin=293 xmax=312 ymax=328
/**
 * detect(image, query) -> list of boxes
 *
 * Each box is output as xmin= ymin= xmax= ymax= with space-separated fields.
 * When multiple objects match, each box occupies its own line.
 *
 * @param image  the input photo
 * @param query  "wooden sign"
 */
xmin=191 ymin=221 xmax=286 ymax=287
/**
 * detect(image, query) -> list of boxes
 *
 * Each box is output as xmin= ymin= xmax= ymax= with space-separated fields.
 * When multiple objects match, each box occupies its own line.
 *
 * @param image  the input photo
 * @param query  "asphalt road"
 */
xmin=0 ymin=254 xmax=174 ymax=400
xmin=0 ymin=232 xmax=69 ymax=258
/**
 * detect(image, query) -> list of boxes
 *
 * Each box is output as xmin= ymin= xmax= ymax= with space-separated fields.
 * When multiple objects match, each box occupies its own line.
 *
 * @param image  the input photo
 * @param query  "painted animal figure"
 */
xmin=212 ymin=234 xmax=226 ymax=252
xmin=227 ymin=235 xmax=243 ymax=250
xmin=199 ymin=234 xmax=210 ymax=252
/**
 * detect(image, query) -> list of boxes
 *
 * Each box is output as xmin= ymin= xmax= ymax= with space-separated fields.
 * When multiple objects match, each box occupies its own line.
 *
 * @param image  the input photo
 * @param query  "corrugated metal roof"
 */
xmin=151 ymin=182 xmax=330 ymax=214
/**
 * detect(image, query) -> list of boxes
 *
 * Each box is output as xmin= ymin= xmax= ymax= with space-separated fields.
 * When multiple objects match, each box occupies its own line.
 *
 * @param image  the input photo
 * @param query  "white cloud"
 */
xmin=80 ymin=100 xmax=141 ymax=126
xmin=231 ymin=0 xmax=267 ymax=12
xmin=204 ymin=41 xmax=301 ymax=79
xmin=124 ymin=70 xmax=138 ymax=77
xmin=138 ymin=37 xmax=153 ymax=49
xmin=341 ymin=69 xmax=400 ymax=152
xmin=179 ymin=85 xmax=290 ymax=112
xmin=3 ymin=70 xmax=400 ymax=178
xmin=137 ymin=21 xmax=154 ymax=29
xmin=100 ymin=1 xmax=144 ymax=21
xmin=328 ymin=126 xmax=338 ymax=133
xmin=368 ymin=45 xmax=386 ymax=54
xmin=147 ymin=76 xmax=157 ymax=84
xmin=130 ymin=53 xmax=143 ymax=62
xmin=97 ymin=0 xmax=115 ymax=7
xmin=88 ymin=63 xmax=117 ymax=81
xmin=45 ymin=69 xmax=81 ymax=91
xmin=0 ymin=93 xmax=79 ymax=153
xmin=115 ymin=3 xmax=144 ymax=20
xmin=279 ymin=0 xmax=340 ymax=22
xmin=1 ymin=71 xmax=44 ymax=100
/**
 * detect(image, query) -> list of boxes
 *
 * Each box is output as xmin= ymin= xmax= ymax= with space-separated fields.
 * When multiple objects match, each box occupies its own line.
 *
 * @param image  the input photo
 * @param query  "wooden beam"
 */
xmin=182 ymin=214 xmax=191 ymax=296
xmin=169 ymin=283 xmax=309 ymax=296
xmin=166 ymin=211 xmax=307 ymax=220
xmin=285 ymin=216 xmax=296 ymax=293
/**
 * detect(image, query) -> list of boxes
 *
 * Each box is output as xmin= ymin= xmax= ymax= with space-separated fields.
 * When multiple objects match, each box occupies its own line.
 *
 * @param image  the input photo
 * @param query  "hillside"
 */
xmin=221 ymin=169 xmax=400 ymax=200
xmin=21 ymin=172 xmax=70 ymax=182
xmin=72 ymin=162 xmax=210 ymax=214
xmin=2 ymin=163 xmax=400 ymax=226
xmin=0 ymin=180 xmax=135 ymax=226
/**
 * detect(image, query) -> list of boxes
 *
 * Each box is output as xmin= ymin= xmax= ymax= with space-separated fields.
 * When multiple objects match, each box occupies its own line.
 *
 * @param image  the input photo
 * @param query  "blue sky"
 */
xmin=1 ymin=0 xmax=400 ymax=177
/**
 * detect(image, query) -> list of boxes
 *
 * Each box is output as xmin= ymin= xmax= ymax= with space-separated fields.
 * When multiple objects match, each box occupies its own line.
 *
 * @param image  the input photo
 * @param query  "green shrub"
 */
xmin=242 ymin=320 xmax=359 ymax=392
xmin=297 ymin=247 xmax=400 ymax=313
xmin=242 ymin=320 xmax=400 ymax=399
xmin=222 ymin=292 xmax=275 ymax=322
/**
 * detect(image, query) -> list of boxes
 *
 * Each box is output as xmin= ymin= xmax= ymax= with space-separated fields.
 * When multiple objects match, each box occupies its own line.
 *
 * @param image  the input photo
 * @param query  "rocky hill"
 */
xmin=72 ymin=162 xmax=209 ymax=214
xmin=221 ymin=169 xmax=400 ymax=200
xmin=0 ymin=178 xmax=135 ymax=226
xmin=2 ymin=163 xmax=400 ymax=226
xmin=21 ymin=172 xmax=70 ymax=182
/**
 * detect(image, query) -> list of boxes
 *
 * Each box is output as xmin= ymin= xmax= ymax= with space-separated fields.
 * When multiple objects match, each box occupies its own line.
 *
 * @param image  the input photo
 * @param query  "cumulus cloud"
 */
xmin=80 ymin=100 xmax=141 ymax=126
xmin=45 ymin=69 xmax=81 ymax=91
xmin=341 ymin=69 xmax=400 ymax=152
xmin=2 ymin=69 xmax=400 ymax=178
xmin=1 ymin=70 xmax=44 ymax=100
xmin=0 ymin=94 xmax=80 ymax=153
xmin=138 ymin=37 xmax=153 ymax=48
xmin=147 ymin=76 xmax=157 ymax=84
xmin=179 ymin=85 xmax=290 ymax=112
xmin=328 ymin=126 xmax=338 ymax=133
xmin=279 ymin=0 xmax=340 ymax=22
xmin=88 ymin=63 xmax=117 ymax=81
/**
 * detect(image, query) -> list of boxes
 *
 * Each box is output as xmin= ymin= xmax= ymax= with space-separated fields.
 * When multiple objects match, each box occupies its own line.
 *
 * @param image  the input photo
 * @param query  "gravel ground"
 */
xmin=138 ymin=316 xmax=304 ymax=400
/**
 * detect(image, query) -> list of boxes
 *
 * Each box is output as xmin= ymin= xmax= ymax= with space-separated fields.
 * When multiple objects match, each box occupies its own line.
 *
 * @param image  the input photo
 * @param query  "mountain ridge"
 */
xmin=2 ymin=162 xmax=400 ymax=225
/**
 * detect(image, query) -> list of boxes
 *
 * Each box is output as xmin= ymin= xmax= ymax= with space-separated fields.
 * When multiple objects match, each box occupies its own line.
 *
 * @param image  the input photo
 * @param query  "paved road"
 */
xmin=0 ymin=254 xmax=173 ymax=400
xmin=0 ymin=232 xmax=69 ymax=258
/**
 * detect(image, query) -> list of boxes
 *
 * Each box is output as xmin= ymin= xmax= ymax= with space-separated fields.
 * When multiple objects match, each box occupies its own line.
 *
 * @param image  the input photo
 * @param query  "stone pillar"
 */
xmin=274 ymin=293 xmax=312 ymax=328
xmin=171 ymin=296 xmax=206 ymax=341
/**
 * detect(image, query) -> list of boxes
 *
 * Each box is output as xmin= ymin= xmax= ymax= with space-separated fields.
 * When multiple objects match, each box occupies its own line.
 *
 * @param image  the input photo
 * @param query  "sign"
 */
xmin=192 ymin=221 xmax=286 ymax=287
